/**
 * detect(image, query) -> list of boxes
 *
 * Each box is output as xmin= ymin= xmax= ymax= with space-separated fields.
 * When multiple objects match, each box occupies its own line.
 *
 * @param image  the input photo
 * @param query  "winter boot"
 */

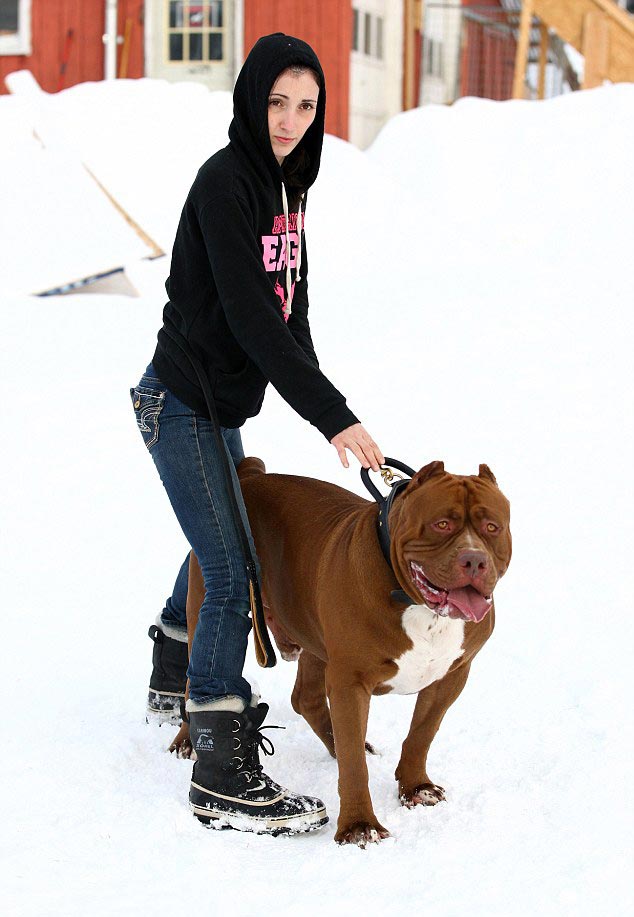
xmin=188 ymin=702 xmax=329 ymax=835
xmin=146 ymin=623 xmax=188 ymax=725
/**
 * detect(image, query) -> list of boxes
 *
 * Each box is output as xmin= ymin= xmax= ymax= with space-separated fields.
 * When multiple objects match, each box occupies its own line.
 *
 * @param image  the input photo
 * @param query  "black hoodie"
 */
xmin=152 ymin=33 xmax=359 ymax=442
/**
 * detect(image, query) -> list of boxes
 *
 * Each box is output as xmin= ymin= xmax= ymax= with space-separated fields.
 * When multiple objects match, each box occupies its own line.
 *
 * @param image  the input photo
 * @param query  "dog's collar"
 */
xmin=361 ymin=460 xmax=418 ymax=606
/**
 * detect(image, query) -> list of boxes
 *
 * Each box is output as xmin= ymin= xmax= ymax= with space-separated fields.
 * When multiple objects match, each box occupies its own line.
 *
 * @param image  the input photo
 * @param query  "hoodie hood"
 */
xmin=228 ymin=33 xmax=326 ymax=194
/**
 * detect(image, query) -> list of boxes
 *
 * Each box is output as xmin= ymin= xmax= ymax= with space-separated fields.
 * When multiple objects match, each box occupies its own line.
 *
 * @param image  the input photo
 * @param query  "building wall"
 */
xmin=420 ymin=2 xmax=462 ymax=105
xmin=243 ymin=0 xmax=351 ymax=140
xmin=459 ymin=0 xmax=515 ymax=101
xmin=0 ymin=0 xmax=144 ymax=94
xmin=349 ymin=0 xmax=403 ymax=149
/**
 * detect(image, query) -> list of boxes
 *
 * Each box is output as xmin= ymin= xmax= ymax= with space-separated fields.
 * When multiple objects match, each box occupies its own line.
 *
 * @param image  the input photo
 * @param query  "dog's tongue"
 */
xmin=447 ymin=587 xmax=491 ymax=622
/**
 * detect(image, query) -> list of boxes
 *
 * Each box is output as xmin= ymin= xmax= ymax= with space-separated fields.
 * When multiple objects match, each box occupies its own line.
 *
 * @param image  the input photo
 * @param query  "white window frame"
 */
xmin=351 ymin=4 xmax=385 ymax=62
xmin=164 ymin=0 xmax=227 ymax=66
xmin=0 ymin=0 xmax=31 ymax=56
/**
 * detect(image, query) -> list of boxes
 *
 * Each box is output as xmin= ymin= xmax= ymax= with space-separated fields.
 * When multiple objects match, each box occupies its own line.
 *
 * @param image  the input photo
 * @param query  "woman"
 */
xmin=130 ymin=33 xmax=383 ymax=836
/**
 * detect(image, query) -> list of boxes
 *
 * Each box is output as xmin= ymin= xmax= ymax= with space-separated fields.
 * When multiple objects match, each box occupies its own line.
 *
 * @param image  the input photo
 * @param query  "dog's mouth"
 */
xmin=409 ymin=561 xmax=493 ymax=623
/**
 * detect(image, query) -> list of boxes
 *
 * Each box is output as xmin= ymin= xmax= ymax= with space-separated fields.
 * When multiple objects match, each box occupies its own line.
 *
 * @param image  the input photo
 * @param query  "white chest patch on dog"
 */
xmin=385 ymin=605 xmax=465 ymax=695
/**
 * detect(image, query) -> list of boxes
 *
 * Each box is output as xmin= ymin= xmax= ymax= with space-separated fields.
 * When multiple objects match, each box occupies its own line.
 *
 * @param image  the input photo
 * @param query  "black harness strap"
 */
xmin=361 ymin=459 xmax=418 ymax=606
xmin=161 ymin=326 xmax=276 ymax=669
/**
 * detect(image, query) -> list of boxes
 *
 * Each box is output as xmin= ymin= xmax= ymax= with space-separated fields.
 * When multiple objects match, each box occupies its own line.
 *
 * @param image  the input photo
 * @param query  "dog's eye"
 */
xmin=486 ymin=522 xmax=499 ymax=533
xmin=433 ymin=520 xmax=451 ymax=531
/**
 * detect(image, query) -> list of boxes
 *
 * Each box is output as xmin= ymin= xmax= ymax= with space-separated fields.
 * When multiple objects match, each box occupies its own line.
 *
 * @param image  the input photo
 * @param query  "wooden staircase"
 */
xmin=513 ymin=0 xmax=634 ymax=97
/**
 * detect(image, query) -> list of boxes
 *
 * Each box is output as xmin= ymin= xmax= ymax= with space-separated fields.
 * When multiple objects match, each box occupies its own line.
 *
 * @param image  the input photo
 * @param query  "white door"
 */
xmin=146 ymin=0 xmax=234 ymax=90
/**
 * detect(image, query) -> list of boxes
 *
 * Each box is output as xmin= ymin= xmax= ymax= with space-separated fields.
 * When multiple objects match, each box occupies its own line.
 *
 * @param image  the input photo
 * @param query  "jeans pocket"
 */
xmin=130 ymin=385 xmax=165 ymax=451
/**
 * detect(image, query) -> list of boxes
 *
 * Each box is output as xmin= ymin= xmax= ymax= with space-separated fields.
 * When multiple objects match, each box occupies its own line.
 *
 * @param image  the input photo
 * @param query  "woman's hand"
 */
xmin=330 ymin=424 xmax=385 ymax=471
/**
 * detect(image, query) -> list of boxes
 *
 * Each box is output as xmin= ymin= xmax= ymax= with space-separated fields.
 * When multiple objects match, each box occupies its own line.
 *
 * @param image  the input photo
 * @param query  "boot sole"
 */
xmin=146 ymin=707 xmax=182 ymax=726
xmin=190 ymin=802 xmax=329 ymax=836
xmin=146 ymin=690 xmax=185 ymax=726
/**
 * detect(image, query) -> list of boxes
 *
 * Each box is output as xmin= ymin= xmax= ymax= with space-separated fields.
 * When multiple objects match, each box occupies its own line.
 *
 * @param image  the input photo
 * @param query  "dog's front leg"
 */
xmin=327 ymin=674 xmax=389 ymax=846
xmin=395 ymin=662 xmax=471 ymax=806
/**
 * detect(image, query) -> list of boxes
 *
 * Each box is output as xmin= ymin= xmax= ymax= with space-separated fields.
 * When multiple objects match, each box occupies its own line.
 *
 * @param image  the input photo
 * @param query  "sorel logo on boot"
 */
xmin=195 ymin=732 xmax=215 ymax=751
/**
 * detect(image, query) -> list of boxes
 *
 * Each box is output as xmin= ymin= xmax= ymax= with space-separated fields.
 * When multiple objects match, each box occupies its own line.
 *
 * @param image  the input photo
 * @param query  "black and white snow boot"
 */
xmin=188 ymin=702 xmax=328 ymax=835
xmin=146 ymin=623 xmax=188 ymax=725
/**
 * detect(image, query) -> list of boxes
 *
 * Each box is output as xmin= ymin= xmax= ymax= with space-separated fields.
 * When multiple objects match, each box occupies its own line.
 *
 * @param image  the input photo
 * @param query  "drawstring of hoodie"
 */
xmin=281 ymin=183 xmax=303 ymax=317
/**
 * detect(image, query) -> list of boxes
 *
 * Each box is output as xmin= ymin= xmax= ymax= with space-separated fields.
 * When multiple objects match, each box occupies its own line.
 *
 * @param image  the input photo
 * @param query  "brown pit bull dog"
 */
xmin=172 ymin=458 xmax=511 ymax=846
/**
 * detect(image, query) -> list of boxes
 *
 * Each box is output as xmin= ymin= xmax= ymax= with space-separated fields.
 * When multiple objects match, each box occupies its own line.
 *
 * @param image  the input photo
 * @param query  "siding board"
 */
xmin=244 ymin=0 xmax=351 ymax=140
xmin=1 ymin=0 xmax=144 ymax=94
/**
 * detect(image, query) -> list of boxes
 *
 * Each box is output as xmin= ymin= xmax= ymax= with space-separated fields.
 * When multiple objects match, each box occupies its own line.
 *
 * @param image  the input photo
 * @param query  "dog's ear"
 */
xmin=411 ymin=460 xmax=445 ymax=487
xmin=478 ymin=464 xmax=497 ymax=485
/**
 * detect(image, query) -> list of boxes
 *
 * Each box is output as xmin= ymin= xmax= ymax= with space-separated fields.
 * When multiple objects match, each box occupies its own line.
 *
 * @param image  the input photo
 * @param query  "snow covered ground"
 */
xmin=1 ymin=77 xmax=633 ymax=916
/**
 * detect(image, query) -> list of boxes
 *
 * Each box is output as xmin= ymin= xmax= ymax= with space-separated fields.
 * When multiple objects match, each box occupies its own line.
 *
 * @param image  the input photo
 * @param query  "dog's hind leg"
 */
xmin=168 ymin=550 xmax=205 ymax=759
xmin=291 ymin=652 xmax=336 ymax=758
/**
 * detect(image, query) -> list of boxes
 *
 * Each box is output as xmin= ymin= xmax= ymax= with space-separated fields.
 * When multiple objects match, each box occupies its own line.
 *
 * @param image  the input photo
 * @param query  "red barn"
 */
xmin=1 ymin=1 xmax=430 ymax=147
xmin=0 ymin=1 xmax=145 ymax=92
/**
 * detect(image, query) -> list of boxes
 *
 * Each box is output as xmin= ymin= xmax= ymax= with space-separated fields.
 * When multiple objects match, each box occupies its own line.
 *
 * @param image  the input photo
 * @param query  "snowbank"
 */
xmin=1 ymin=79 xmax=633 ymax=916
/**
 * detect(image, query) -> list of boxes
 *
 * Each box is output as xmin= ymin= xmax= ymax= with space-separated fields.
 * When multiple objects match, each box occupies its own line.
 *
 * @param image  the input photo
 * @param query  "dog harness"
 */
xmin=361 ymin=459 xmax=418 ymax=605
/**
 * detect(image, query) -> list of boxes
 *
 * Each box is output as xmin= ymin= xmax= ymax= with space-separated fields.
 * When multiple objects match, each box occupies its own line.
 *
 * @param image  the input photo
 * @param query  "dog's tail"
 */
xmin=237 ymin=456 xmax=266 ymax=482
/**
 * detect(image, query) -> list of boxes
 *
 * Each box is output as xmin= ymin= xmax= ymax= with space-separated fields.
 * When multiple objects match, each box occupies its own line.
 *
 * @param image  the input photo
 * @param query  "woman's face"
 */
xmin=268 ymin=69 xmax=320 ymax=166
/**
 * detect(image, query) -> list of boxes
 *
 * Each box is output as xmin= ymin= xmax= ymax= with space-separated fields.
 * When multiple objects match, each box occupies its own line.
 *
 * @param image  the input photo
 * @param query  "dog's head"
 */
xmin=389 ymin=461 xmax=511 ymax=623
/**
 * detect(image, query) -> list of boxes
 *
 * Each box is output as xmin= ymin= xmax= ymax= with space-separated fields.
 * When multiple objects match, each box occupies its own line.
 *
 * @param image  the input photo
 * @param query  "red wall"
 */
xmin=459 ymin=1 xmax=516 ymax=101
xmin=244 ymin=0 xmax=351 ymax=140
xmin=1 ymin=0 xmax=352 ymax=134
xmin=0 ymin=0 xmax=144 ymax=95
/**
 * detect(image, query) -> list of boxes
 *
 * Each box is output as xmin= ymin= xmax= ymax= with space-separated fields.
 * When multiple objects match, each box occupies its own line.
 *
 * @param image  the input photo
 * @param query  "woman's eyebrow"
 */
xmin=269 ymin=92 xmax=318 ymax=103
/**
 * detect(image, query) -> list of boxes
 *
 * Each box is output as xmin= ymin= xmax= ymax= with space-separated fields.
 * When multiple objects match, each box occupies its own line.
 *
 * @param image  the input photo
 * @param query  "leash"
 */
xmin=360 ymin=458 xmax=418 ymax=605
xmin=161 ymin=326 xmax=277 ymax=669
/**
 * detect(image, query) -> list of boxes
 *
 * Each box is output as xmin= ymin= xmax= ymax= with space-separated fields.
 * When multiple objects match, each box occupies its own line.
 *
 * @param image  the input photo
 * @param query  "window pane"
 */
xmin=189 ymin=4 xmax=205 ymax=28
xmin=189 ymin=32 xmax=203 ymax=60
xmin=168 ymin=1 xmax=184 ymax=29
xmin=0 ymin=0 xmax=19 ymax=32
xmin=352 ymin=9 xmax=358 ymax=51
xmin=376 ymin=17 xmax=383 ymax=59
xmin=364 ymin=13 xmax=372 ymax=55
xmin=210 ymin=1 xmax=223 ymax=28
xmin=169 ymin=32 xmax=184 ymax=60
xmin=209 ymin=32 xmax=223 ymax=60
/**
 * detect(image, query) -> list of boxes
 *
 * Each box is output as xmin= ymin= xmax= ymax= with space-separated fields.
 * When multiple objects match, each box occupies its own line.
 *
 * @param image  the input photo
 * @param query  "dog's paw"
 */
xmin=334 ymin=820 xmax=391 ymax=847
xmin=400 ymin=782 xmax=446 ymax=808
xmin=168 ymin=723 xmax=195 ymax=759
xmin=170 ymin=738 xmax=196 ymax=759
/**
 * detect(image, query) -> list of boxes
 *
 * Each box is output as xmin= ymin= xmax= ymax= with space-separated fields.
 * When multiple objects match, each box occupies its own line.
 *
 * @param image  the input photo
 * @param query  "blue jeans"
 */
xmin=130 ymin=362 xmax=258 ymax=705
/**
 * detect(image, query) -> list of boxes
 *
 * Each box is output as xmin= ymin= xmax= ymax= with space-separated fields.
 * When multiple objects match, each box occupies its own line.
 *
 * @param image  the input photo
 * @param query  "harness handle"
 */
xmin=360 ymin=457 xmax=417 ymax=503
xmin=361 ymin=457 xmax=420 ymax=605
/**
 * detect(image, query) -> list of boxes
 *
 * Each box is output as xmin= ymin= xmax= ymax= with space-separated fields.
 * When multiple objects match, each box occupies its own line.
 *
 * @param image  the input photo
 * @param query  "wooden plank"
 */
xmin=582 ymin=11 xmax=609 ymax=89
xmin=83 ymin=164 xmax=164 ymax=258
xmin=533 ymin=0 xmax=634 ymax=52
xmin=512 ymin=0 xmax=534 ymax=99
xmin=533 ymin=0 xmax=634 ymax=83
xmin=117 ymin=1 xmax=144 ymax=80
xmin=608 ymin=16 xmax=634 ymax=82
xmin=403 ymin=0 xmax=415 ymax=110
xmin=118 ymin=18 xmax=133 ymax=79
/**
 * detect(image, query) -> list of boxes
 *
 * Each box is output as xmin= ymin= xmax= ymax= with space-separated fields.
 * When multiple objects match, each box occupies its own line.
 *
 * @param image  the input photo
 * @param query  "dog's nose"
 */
xmin=458 ymin=550 xmax=488 ymax=578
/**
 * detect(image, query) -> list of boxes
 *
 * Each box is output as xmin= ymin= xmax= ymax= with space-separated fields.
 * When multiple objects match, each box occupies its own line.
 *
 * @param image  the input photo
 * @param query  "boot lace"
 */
xmin=234 ymin=722 xmax=285 ymax=782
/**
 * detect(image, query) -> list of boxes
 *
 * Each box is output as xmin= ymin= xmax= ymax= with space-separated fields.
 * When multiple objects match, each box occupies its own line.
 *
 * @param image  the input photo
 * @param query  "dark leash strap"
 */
xmin=161 ymin=326 xmax=276 ymax=668
xmin=360 ymin=458 xmax=418 ymax=605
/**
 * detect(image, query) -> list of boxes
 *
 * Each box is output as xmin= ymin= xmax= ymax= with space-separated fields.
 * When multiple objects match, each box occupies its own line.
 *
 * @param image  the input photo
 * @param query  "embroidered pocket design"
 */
xmin=130 ymin=386 xmax=165 ymax=451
